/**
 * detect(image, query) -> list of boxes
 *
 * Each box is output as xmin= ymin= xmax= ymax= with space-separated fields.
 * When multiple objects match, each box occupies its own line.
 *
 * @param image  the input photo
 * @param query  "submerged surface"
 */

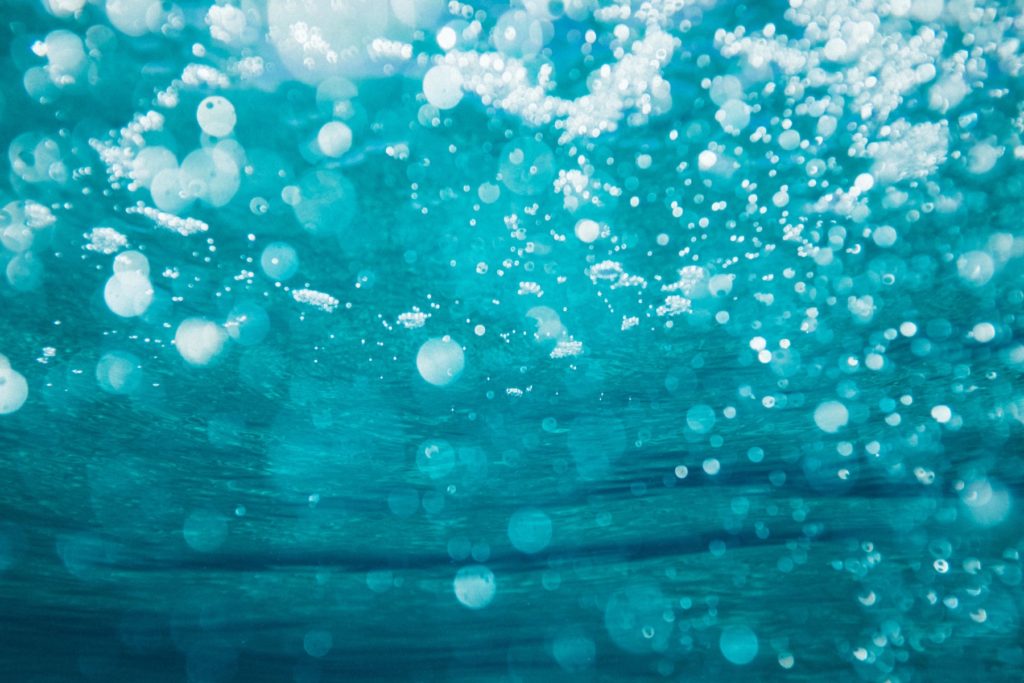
xmin=1 ymin=0 xmax=1023 ymax=680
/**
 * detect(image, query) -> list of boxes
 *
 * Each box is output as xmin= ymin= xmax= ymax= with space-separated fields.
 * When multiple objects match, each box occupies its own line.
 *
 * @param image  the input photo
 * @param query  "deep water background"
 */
xmin=1 ymin=0 xmax=1024 ymax=681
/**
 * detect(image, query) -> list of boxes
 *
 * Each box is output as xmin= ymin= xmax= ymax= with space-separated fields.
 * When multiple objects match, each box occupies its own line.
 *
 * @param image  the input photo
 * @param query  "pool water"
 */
xmin=1 ymin=0 xmax=1023 ymax=680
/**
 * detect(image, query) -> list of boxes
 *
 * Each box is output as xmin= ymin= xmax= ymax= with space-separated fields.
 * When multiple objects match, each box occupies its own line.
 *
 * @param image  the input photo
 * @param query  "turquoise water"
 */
xmin=1 ymin=0 xmax=1023 ymax=680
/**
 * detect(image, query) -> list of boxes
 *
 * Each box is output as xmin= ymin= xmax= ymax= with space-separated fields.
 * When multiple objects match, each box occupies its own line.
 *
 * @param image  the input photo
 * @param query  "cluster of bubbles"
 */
xmin=0 ymin=0 xmax=1022 ymax=679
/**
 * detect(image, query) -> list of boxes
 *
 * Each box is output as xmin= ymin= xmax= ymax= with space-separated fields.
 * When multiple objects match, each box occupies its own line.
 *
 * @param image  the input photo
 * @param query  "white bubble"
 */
xmin=508 ymin=508 xmax=552 ymax=554
xmin=196 ymin=96 xmax=237 ymax=137
xmin=104 ymin=270 xmax=153 ymax=318
xmin=687 ymin=404 xmax=716 ymax=434
xmin=105 ymin=0 xmax=159 ymax=37
xmin=416 ymin=440 xmax=455 ymax=480
xmin=574 ymin=218 xmax=600 ymax=243
xmin=698 ymin=149 xmax=718 ymax=170
xmin=931 ymin=404 xmax=952 ymax=424
xmin=131 ymin=146 xmax=177 ymax=189
xmin=316 ymin=121 xmax=352 ymax=158
xmin=150 ymin=168 xmax=190 ymax=213
xmin=709 ymin=75 xmax=743 ymax=105
xmin=95 ymin=351 xmax=142 ymax=395
xmin=603 ymin=584 xmax=671 ymax=653
xmin=1 ymin=217 xmax=33 ymax=253
xmin=910 ymin=0 xmax=944 ymax=22
xmin=817 ymin=115 xmax=837 ymax=137
xmin=416 ymin=337 xmax=464 ymax=386
xmin=777 ymin=129 xmax=800 ymax=151
xmin=437 ymin=25 xmax=458 ymax=51
xmin=872 ymin=225 xmax=897 ymax=248
xmin=493 ymin=9 xmax=546 ymax=56
xmin=113 ymin=250 xmax=149 ymax=276
xmin=499 ymin=137 xmax=555 ymax=195
xmin=708 ymin=273 xmax=734 ymax=296
xmin=174 ymin=318 xmax=227 ymax=367
xmin=968 ymin=142 xmax=1001 ymax=174
xmin=971 ymin=322 xmax=995 ymax=343
xmin=720 ymin=625 xmax=759 ymax=665
xmin=225 ymin=303 xmax=270 ymax=346
xmin=961 ymin=478 xmax=1012 ymax=527
xmin=260 ymin=242 xmax=299 ymax=281
xmin=814 ymin=401 xmax=849 ymax=433
xmin=268 ymin=0 xmax=389 ymax=82
xmin=422 ymin=64 xmax=464 ymax=110
xmin=957 ymin=251 xmax=994 ymax=287
xmin=823 ymin=36 xmax=847 ymax=61
xmin=180 ymin=147 xmax=240 ymax=207
xmin=716 ymin=99 xmax=750 ymax=133
xmin=854 ymin=173 xmax=875 ymax=192
xmin=207 ymin=4 xmax=250 ymax=44
xmin=292 ymin=169 xmax=357 ymax=236
xmin=6 ymin=253 xmax=43 ymax=291
xmin=44 ymin=0 xmax=87 ymax=17
xmin=478 ymin=182 xmax=501 ymax=203
xmin=526 ymin=306 xmax=566 ymax=341
xmin=44 ymin=30 xmax=87 ymax=86
xmin=0 ymin=366 xmax=28 ymax=415
xmin=453 ymin=565 xmax=495 ymax=609
xmin=182 ymin=510 xmax=227 ymax=552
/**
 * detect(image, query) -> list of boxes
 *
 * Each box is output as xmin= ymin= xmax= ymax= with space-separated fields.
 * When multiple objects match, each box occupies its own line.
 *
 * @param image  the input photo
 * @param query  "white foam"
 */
xmin=267 ymin=0 xmax=389 ymax=82
xmin=85 ymin=227 xmax=128 ymax=254
xmin=291 ymin=288 xmax=339 ymax=312
xmin=126 ymin=203 xmax=209 ymax=236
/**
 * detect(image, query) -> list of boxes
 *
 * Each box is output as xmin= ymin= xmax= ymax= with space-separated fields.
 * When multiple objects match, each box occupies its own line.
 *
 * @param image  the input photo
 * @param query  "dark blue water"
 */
xmin=1 ymin=0 xmax=1023 ymax=680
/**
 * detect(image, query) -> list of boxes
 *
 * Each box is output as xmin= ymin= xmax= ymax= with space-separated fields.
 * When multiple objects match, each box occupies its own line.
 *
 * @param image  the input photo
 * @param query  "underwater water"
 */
xmin=1 ymin=0 xmax=1024 ymax=680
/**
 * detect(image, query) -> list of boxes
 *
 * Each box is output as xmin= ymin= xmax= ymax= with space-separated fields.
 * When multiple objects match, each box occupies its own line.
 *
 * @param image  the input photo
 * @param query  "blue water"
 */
xmin=1 ymin=0 xmax=1023 ymax=680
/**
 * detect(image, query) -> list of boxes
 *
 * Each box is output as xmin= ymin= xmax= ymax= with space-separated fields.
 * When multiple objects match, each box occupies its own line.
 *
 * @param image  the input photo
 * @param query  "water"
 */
xmin=1 ymin=0 xmax=1023 ymax=680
